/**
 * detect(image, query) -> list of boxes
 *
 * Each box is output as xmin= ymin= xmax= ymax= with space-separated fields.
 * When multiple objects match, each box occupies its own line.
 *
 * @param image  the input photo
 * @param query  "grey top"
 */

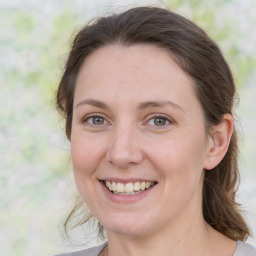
xmin=233 ymin=241 xmax=256 ymax=256
xmin=54 ymin=240 xmax=256 ymax=256
xmin=54 ymin=242 xmax=107 ymax=256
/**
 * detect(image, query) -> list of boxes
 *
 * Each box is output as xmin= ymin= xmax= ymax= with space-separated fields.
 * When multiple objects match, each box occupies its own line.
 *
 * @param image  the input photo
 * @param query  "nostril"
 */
xmin=106 ymin=149 xmax=144 ymax=168
xmin=105 ymin=133 xmax=144 ymax=167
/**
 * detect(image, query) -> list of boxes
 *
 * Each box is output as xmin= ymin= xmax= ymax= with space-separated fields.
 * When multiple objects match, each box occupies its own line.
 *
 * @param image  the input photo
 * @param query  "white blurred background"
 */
xmin=0 ymin=0 xmax=255 ymax=255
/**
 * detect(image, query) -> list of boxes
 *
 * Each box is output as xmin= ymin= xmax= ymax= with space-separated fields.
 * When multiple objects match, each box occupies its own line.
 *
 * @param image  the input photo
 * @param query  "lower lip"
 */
xmin=100 ymin=181 xmax=156 ymax=203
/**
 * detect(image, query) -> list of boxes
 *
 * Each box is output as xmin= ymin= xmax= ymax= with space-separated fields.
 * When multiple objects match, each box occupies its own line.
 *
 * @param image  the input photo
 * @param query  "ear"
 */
xmin=204 ymin=113 xmax=234 ymax=170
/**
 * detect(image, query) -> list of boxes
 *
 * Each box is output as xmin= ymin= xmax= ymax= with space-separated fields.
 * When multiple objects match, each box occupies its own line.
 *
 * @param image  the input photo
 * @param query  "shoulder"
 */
xmin=233 ymin=241 xmax=256 ymax=256
xmin=53 ymin=242 xmax=107 ymax=256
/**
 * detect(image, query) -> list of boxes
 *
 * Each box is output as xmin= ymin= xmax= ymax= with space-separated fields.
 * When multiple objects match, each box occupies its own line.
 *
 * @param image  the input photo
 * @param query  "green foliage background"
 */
xmin=0 ymin=0 xmax=255 ymax=255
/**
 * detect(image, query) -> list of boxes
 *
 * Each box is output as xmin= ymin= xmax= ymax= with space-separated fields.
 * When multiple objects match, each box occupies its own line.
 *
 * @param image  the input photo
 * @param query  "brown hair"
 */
xmin=56 ymin=6 xmax=250 ymax=241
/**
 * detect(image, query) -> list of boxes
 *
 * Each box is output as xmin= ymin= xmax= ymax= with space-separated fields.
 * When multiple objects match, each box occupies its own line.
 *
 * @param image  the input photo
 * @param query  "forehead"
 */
xmin=78 ymin=44 xmax=184 ymax=80
xmin=74 ymin=44 xmax=200 ymax=113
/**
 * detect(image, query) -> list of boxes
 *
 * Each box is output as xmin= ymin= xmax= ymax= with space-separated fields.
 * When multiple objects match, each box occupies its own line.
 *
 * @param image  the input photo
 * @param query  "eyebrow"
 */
xmin=75 ymin=99 xmax=185 ymax=113
xmin=137 ymin=101 xmax=185 ymax=113
xmin=75 ymin=99 xmax=110 ymax=110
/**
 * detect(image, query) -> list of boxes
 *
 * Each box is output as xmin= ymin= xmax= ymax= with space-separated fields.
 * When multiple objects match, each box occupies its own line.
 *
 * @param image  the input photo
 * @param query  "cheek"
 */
xmin=70 ymin=134 xmax=103 ymax=177
xmin=147 ymin=132 xmax=207 ymax=179
xmin=70 ymin=135 xmax=103 ymax=203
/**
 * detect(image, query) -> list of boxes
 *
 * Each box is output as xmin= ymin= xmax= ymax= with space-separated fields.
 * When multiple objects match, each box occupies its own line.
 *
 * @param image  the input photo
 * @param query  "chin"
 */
xmin=103 ymin=217 xmax=155 ymax=238
xmin=108 ymin=226 xmax=150 ymax=237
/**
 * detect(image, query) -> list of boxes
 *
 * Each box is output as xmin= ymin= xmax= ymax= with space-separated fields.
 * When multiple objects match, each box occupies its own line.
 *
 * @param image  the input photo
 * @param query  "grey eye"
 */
xmin=147 ymin=115 xmax=172 ymax=128
xmin=85 ymin=116 xmax=106 ymax=125
xmin=153 ymin=117 xmax=167 ymax=126
xmin=92 ymin=117 xmax=105 ymax=125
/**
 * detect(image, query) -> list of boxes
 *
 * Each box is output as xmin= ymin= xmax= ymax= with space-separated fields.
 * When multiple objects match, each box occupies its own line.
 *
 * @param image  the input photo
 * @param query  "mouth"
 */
xmin=103 ymin=180 xmax=157 ymax=195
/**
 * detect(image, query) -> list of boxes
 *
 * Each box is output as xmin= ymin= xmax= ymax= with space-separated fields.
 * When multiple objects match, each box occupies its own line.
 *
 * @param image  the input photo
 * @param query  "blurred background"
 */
xmin=0 ymin=0 xmax=255 ymax=255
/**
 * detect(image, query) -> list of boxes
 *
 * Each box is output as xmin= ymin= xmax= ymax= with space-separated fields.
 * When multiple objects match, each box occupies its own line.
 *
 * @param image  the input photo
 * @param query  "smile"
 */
xmin=103 ymin=181 xmax=156 ymax=195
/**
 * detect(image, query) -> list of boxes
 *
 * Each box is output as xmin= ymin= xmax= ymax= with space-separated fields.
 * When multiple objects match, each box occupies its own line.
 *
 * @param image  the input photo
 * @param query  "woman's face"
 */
xmin=71 ymin=44 xmax=213 ymax=237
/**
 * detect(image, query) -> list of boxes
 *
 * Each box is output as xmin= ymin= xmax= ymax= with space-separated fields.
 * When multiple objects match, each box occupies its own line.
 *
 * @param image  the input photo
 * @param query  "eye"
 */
xmin=152 ymin=117 xmax=168 ymax=126
xmin=84 ymin=115 xmax=107 ymax=126
xmin=147 ymin=115 xmax=173 ymax=127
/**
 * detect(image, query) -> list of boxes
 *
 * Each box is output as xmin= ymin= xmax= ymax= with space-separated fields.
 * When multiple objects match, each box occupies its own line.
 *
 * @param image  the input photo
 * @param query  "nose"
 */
xmin=106 ymin=123 xmax=144 ymax=168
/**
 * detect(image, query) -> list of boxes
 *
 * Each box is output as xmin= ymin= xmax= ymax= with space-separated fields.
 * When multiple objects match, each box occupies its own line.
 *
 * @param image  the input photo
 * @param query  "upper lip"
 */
xmin=99 ymin=177 xmax=157 ymax=184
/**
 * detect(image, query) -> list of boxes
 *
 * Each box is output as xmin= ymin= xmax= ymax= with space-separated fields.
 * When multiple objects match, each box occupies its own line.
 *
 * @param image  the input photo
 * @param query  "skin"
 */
xmin=71 ymin=44 xmax=236 ymax=256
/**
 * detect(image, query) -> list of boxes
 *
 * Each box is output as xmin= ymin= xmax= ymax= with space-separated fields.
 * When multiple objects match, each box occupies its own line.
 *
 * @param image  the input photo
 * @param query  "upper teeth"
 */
xmin=105 ymin=181 xmax=155 ymax=193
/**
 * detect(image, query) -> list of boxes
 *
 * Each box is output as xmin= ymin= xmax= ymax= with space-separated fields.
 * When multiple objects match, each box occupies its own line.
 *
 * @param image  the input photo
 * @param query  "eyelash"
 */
xmin=83 ymin=114 xmax=109 ymax=126
xmin=147 ymin=114 xmax=173 ymax=128
xmin=82 ymin=114 xmax=174 ymax=128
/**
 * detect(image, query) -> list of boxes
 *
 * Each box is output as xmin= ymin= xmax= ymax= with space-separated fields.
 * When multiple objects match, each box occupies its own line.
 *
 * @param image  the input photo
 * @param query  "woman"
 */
xmin=55 ymin=6 xmax=256 ymax=256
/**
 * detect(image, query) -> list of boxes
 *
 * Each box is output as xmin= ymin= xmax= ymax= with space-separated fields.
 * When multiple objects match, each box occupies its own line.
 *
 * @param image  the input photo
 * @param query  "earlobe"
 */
xmin=204 ymin=113 xmax=234 ymax=170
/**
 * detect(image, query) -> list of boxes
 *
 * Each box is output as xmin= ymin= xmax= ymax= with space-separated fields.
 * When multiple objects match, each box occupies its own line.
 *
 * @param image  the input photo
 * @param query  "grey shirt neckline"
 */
xmin=54 ymin=240 xmax=256 ymax=256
